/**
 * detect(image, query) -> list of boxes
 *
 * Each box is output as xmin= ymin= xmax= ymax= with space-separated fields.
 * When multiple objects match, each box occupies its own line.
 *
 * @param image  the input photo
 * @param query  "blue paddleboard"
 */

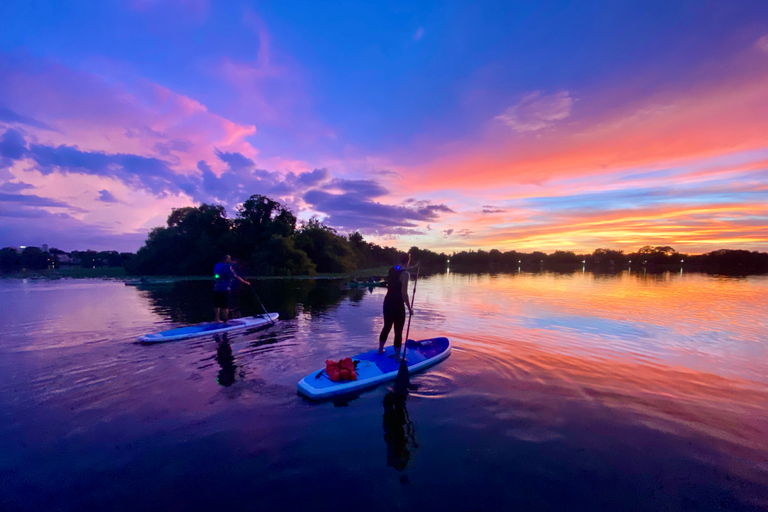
xmin=139 ymin=313 xmax=279 ymax=343
xmin=297 ymin=337 xmax=451 ymax=399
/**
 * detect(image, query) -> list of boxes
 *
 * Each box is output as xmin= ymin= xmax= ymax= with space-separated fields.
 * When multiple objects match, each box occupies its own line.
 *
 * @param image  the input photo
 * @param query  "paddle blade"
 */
xmin=394 ymin=356 xmax=410 ymax=397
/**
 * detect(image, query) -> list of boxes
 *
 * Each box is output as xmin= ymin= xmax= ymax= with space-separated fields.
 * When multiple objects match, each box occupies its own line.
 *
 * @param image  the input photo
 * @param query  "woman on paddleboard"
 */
xmin=379 ymin=253 xmax=414 ymax=361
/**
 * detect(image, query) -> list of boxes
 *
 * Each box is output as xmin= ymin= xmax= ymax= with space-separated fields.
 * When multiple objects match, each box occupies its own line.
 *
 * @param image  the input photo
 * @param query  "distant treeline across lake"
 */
xmin=2 ymin=194 xmax=767 ymax=276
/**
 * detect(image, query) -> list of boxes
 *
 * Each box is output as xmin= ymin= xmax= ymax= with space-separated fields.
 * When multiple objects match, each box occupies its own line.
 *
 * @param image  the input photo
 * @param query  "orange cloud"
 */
xmin=406 ymin=65 xmax=768 ymax=193
xmin=467 ymin=202 xmax=768 ymax=252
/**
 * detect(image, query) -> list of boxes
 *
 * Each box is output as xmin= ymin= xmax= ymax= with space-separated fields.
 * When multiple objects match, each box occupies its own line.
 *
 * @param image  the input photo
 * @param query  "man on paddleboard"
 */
xmin=379 ymin=253 xmax=414 ymax=361
xmin=213 ymin=255 xmax=249 ymax=323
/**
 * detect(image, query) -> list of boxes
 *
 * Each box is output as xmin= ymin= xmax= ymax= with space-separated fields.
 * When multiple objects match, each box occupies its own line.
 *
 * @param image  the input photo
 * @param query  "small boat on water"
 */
xmin=346 ymin=279 xmax=386 ymax=288
xmin=125 ymin=278 xmax=175 ymax=286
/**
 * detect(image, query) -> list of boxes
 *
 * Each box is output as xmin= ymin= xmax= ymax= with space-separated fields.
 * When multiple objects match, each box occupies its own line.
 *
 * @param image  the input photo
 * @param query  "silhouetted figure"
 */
xmin=379 ymin=253 xmax=413 ymax=361
xmin=382 ymin=390 xmax=417 ymax=474
xmin=215 ymin=334 xmax=236 ymax=387
xmin=213 ymin=254 xmax=250 ymax=323
xmin=383 ymin=357 xmax=418 ymax=476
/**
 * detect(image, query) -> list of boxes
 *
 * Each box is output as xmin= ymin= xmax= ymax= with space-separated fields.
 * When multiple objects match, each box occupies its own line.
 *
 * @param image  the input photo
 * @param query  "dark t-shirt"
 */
xmin=213 ymin=262 xmax=235 ymax=292
xmin=384 ymin=266 xmax=405 ymax=306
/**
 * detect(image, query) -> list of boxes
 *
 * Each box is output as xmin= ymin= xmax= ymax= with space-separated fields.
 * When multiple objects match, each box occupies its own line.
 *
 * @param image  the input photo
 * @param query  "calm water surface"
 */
xmin=1 ymin=270 xmax=767 ymax=511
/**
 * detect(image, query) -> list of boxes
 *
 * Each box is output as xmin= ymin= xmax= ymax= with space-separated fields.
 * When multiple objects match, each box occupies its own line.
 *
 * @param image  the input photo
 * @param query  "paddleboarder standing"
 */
xmin=379 ymin=253 xmax=414 ymax=361
xmin=213 ymin=255 xmax=249 ymax=323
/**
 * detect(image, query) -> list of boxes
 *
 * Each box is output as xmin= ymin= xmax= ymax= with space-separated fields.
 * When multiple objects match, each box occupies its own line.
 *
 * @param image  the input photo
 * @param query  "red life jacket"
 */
xmin=325 ymin=357 xmax=357 ymax=382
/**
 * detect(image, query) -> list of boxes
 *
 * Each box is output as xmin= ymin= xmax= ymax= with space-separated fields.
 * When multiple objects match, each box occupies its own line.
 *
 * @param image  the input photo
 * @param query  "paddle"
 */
xmin=247 ymin=280 xmax=276 ymax=325
xmin=395 ymin=266 xmax=419 ymax=396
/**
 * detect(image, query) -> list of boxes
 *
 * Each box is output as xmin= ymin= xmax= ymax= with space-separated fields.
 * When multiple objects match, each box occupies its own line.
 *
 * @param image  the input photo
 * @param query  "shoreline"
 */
xmin=3 ymin=264 xmax=766 ymax=281
xmin=0 ymin=266 xmax=392 ymax=282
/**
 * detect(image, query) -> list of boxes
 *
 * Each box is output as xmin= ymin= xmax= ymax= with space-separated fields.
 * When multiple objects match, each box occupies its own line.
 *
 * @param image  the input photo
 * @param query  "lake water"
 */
xmin=1 ymin=270 xmax=767 ymax=511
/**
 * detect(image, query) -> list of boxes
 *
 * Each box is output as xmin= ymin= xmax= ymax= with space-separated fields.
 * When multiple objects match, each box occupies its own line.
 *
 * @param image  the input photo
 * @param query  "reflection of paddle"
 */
xmin=247 ymin=280 xmax=276 ymax=325
xmin=395 ymin=267 xmax=419 ymax=396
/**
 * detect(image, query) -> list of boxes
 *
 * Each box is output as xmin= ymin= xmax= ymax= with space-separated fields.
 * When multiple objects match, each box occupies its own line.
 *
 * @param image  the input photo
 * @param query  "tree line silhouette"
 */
xmin=446 ymin=246 xmax=768 ymax=274
xmin=2 ymin=194 xmax=766 ymax=275
xmin=0 ymin=247 xmax=132 ymax=273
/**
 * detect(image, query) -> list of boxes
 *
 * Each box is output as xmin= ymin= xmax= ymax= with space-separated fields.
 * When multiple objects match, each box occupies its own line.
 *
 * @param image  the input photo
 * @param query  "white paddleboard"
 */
xmin=139 ymin=313 xmax=279 ymax=343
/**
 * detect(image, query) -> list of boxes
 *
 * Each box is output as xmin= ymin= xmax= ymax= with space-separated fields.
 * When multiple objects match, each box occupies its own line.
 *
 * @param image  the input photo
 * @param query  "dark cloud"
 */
xmin=27 ymin=142 xmax=179 ymax=195
xmin=0 ymin=182 xmax=34 ymax=193
xmin=376 ymin=169 xmax=403 ymax=179
xmin=199 ymin=154 xmax=333 ymax=207
xmin=0 ymin=206 xmax=74 ymax=219
xmin=0 ymin=107 xmax=54 ymax=130
xmin=0 ymin=130 xmax=450 ymax=239
xmin=441 ymin=228 xmax=470 ymax=237
xmin=153 ymin=139 xmax=192 ymax=156
xmin=482 ymin=208 xmax=507 ymax=214
xmin=97 ymin=189 xmax=118 ymax=203
xmin=323 ymin=178 xmax=388 ymax=198
xmin=417 ymin=204 xmax=454 ymax=216
xmin=199 ymin=160 xmax=236 ymax=202
xmin=0 ymin=129 xmax=28 ymax=166
xmin=296 ymin=168 xmax=329 ymax=187
xmin=0 ymin=192 xmax=82 ymax=210
xmin=0 ymin=132 xmax=348 ymax=217
xmin=197 ymin=160 xmax=213 ymax=174
xmin=214 ymin=149 xmax=255 ymax=172
xmin=124 ymin=127 xmax=165 ymax=139
xmin=271 ymin=169 xmax=329 ymax=196
xmin=303 ymin=188 xmax=452 ymax=234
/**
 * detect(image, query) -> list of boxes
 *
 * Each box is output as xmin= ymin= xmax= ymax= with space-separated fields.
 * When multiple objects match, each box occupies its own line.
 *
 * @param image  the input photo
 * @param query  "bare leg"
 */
xmin=379 ymin=315 xmax=394 ymax=354
xmin=393 ymin=313 xmax=406 ymax=361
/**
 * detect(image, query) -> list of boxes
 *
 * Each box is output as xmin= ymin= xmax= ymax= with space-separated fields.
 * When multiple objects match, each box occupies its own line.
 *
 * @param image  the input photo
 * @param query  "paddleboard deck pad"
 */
xmin=297 ymin=337 xmax=451 ymax=400
xmin=140 ymin=313 xmax=279 ymax=343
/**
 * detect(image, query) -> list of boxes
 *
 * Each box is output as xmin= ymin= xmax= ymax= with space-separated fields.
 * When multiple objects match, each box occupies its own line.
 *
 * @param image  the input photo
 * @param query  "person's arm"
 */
xmin=401 ymin=271 xmax=412 ymax=314
xmin=231 ymin=266 xmax=250 ymax=285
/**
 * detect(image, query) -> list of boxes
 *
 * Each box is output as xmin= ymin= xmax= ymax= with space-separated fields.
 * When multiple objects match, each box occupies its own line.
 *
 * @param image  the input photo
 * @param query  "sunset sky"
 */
xmin=1 ymin=0 xmax=767 ymax=254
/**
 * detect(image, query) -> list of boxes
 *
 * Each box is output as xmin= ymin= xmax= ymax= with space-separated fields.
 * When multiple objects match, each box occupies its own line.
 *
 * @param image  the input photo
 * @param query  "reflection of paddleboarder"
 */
xmin=214 ymin=255 xmax=249 ymax=323
xmin=379 ymin=253 xmax=414 ymax=361
xmin=383 ymin=390 xmax=417 ymax=475
xmin=215 ymin=333 xmax=236 ymax=386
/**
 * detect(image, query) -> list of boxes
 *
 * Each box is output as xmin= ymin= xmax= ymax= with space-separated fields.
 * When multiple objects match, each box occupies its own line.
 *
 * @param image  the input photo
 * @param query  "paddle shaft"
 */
xmin=247 ymin=281 xmax=276 ymax=325
xmin=403 ymin=267 xmax=419 ymax=356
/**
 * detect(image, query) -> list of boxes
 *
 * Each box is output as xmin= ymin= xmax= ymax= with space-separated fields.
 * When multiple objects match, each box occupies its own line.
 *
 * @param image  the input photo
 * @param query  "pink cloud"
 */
xmin=0 ymin=53 xmax=258 ymax=176
xmin=215 ymin=11 xmax=336 ymax=149
xmin=402 ymin=63 xmax=768 ymax=194
xmin=755 ymin=35 xmax=768 ymax=53
xmin=495 ymin=91 xmax=573 ymax=132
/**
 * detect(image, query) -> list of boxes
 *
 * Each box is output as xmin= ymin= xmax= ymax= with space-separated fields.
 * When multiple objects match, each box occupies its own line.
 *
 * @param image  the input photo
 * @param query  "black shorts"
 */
xmin=383 ymin=300 xmax=406 ymax=323
xmin=213 ymin=290 xmax=229 ymax=309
